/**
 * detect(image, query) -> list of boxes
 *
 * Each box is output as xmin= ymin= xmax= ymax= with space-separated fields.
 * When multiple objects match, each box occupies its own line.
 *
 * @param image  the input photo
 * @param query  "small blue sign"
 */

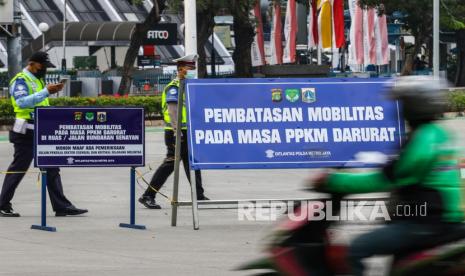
xmin=34 ymin=107 xmax=145 ymax=167
xmin=185 ymin=78 xmax=405 ymax=170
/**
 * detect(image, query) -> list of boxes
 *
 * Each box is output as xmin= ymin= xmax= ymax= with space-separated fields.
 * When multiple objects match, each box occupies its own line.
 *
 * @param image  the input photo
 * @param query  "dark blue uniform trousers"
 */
xmin=0 ymin=130 xmax=72 ymax=212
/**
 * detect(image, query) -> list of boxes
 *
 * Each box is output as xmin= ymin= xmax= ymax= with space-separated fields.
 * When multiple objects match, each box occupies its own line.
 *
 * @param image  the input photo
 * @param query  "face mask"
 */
xmin=33 ymin=67 xmax=47 ymax=79
xmin=185 ymin=70 xmax=197 ymax=79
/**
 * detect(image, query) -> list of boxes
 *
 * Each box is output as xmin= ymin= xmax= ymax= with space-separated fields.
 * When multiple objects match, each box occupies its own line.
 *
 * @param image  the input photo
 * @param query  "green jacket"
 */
xmin=327 ymin=123 xmax=464 ymax=223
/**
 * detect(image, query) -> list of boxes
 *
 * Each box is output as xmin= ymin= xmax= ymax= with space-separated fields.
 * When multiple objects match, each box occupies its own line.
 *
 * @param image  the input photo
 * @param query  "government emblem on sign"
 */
xmin=301 ymin=88 xmax=316 ymax=103
xmin=285 ymin=89 xmax=299 ymax=103
xmin=97 ymin=112 xmax=107 ymax=123
xmin=85 ymin=112 xmax=94 ymax=122
xmin=74 ymin=112 xmax=83 ymax=121
xmin=271 ymin=88 xmax=282 ymax=102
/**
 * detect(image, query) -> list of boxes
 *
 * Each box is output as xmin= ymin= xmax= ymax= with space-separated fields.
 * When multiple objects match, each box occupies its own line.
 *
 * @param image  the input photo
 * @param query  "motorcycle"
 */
xmin=238 ymin=179 xmax=465 ymax=276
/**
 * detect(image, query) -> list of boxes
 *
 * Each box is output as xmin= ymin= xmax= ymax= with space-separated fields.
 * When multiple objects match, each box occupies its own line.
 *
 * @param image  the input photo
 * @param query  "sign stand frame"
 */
xmin=33 ymin=107 xmax=147 ymax=232
xmin=169 ymin=78 xmax=405 ymax=230
xmin=31 ymin=170 xmax=57 ymax=232
xmin=120 ymin=167 xmax=146 ymax=230
xmin=170 ymin=80 xmax=200 ymax=230
xmin=170 ymin=79 xmax=182 ymax=226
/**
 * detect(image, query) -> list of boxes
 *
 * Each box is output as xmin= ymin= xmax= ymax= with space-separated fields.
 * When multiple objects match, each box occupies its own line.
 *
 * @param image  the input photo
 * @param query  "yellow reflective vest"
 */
xmin=9 ymin=71 xmax=49 ymax=120
xmin=161 ymin=79 xmax=187 ymax=130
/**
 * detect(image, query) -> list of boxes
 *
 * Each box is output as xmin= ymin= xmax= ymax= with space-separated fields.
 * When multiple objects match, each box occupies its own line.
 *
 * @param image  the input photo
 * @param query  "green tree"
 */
xmin=168 ymin=0 xmax=258 ymax=78
xmin=118 ymin=0 xmax=166 ymax=95
xmin=229 ymin=0 xmax=258 ymax=77
xmin=361 ymin=0 xmax=432 ymax=57
xmin=168 ymin=0 xmax=229 ymax=78
xmin=359 ymin=0 xmax=465 ymax=86
xmin=440 ymin=1 xmax=465 ymax=86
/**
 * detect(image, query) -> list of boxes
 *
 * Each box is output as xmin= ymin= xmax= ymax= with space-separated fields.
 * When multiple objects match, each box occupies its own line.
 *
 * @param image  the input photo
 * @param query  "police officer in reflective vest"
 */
xmin=139 ymin=54 xmax=208 ymax=209
xmin=0 ymin=52 xmax=87 ymax=217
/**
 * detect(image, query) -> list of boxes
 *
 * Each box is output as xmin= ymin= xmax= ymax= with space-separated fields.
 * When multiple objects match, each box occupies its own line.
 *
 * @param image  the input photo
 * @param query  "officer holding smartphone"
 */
xmin=0 ymin=51 xmax=87 ymax=217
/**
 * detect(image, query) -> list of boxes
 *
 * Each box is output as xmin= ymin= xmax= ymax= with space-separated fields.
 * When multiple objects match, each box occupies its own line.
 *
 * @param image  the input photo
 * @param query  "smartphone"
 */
xmin=59 ymin=78 xmax=68 ymax=85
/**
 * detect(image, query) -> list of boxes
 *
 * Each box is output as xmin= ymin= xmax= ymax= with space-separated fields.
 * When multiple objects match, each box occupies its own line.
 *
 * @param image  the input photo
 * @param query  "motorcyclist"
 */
xmin=315 ymin=76 xmax=464 ymax=276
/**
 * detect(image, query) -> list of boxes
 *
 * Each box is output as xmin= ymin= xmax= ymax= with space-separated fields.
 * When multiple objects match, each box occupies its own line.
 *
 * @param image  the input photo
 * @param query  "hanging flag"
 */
xmin=250 ymin=3 xmax=266 ymax=67
xmin=347 ymin=0 xmax=356 ymax=66
xmin=318 ymin=0 xmax=333 ymax=50
xmin=362 ymin=9 xmax=369 ymax=64
xmin=363 ymin=8 xmax=376 ymax=65
xmin=307 ymin=0 xmax=319 ymax=49
xmin=332 ymin=0 xmax=345 ymax=48
xmin=375 ymin=11 xmax=390 ymax=65
xmin=368 ymin=9 xmax=377 ymax=65
xmin=353 ymin=1 xmax=364 ymax=65
xmin=283 ymin=0 xmax=297 ymax=63
xmin=331 ymin=0 xmax=339 ymax=68
xmin=268 ymin=3 xmax=283 ymax=65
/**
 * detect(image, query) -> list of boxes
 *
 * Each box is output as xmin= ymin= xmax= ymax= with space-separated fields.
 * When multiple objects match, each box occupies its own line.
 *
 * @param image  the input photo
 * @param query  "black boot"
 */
xmin=197 ymin=194 xmax=210 ymax=200
xmin=0 ymin=204 xmax=20 ymax=217
xmin=138 ymin=195 xmax=161 ymax=209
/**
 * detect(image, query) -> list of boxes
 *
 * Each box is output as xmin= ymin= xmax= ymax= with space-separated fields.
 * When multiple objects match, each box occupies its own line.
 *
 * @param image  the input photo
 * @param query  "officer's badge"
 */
xmin=85 ymin=112 xmax=94 ymax=122
xmin=14 ymin=83 xmax=28 ymax=98
xmin=16 ymin=84 xmax=26 ymax=91
xmin=301 ymin=88 xmax=316 ymax=103
xmin=97 ymin=112 xmax=107 ymax=123
xmin=168 ymin=87 xmax=177 ymax=95
xmin=271 ymin=89 xmax=282 ymax=102
xmin=74 ymin=112 xmax=83 ymax=121
xmin=285 ymin=89 xmax=299 ymax=103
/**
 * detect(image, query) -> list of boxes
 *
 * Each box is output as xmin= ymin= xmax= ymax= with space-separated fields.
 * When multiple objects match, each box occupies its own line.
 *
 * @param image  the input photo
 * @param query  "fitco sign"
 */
xmin=141 ymin=23 xmax=177 ymax=45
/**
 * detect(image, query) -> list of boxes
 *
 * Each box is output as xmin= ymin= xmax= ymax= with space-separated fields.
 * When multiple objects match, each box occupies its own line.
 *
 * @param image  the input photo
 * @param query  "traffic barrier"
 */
xmin=170 ymin=78 xmax=405 ymax=229
xmin=31 ymin=107 xmax=145 ymax=232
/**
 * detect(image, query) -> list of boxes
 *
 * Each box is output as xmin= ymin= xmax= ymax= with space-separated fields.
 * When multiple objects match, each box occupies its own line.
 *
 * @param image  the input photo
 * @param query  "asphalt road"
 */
xmin=0 ymin=119 xmax=463 ymax=276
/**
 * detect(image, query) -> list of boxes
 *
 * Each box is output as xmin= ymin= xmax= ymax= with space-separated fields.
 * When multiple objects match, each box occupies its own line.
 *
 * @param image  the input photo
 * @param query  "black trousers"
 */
xmin=143 ymin=129 xmax=205 ymax=198
xmin=0 ymin=130 xmax=72 ymax=212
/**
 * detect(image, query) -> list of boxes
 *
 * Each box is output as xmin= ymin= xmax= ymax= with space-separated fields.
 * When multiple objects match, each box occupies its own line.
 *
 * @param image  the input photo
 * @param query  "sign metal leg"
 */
xmin=120 ymin=167 xmax=146 ymax=230
xmin=170 ymin=170 xmax=180 ymax=226
xmin=190 ymin=170 xmax=199 ymax=230
xmin=171 ymin=81 xmax=185 ymax=227
xmin=31 ymin=170 xmax=56 ymax=232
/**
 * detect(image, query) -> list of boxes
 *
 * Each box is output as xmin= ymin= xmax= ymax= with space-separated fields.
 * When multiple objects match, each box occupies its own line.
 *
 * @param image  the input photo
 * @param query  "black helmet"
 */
xmin=387 ymin=76 xmax=449 ymax=122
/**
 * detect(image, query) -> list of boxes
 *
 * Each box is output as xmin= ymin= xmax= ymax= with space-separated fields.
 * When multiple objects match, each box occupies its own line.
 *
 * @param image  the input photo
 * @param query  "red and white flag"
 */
xmin=268 ymin=3 xmax=283 ymax=65
xmin=283 ymin=0 xmax=297 ymax=63
xmin=250 ymin=3 xmax=266 ymax=67
xmin=308 ymin=0 xmax=319 ymax=49
xmin=349 ymin=2 xmax=389 ymax=68
xmin=352 ymin=1 xmax=365 ymax=65
xmin=375 ymin=11 xmax=390 ymax=65
xmin=363 ymin=8 xmax=377 ymax=64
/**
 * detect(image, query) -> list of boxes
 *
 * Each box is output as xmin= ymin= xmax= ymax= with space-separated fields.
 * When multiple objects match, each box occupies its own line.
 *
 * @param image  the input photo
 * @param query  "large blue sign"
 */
xmin=185 ymin=78 xmax=404 ymax=170
xmin=34 ymin=107 xmax=145 ymax=167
